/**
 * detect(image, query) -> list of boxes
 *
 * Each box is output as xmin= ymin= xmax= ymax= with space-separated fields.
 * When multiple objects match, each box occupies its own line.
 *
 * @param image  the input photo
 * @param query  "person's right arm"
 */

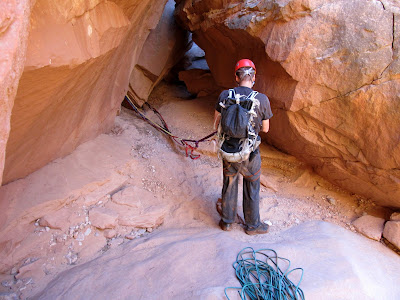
xmin=261 ymin=119 xmax=269 ymax=133
xmin=214 ymin=110 xmax=221 ymax=130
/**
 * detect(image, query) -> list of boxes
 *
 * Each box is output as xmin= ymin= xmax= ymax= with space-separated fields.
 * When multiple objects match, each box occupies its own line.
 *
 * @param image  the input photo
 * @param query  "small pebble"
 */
xmin=65 ymin=251 xmax=78 ymax=265
xmin=84 ymin=228 xmax=92 ymax=236
xmin=136 ymin=229 xmax=146 ymax=236
xmin=326 ymin=196 xmax=336 ymax=205
xmin=75 ymin=233 xmax=85 ymax=242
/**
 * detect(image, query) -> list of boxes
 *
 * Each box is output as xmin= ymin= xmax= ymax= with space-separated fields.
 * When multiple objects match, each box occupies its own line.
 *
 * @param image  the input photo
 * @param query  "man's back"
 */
xmin=216 ymin=86 xmax=273 ymax=135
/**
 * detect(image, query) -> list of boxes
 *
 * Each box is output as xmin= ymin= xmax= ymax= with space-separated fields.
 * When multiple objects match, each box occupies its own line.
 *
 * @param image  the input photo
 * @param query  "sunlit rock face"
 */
xmin=176 ymin=0 xmax=400 ymax=208
xmin=0 ymin=0 xmax=32 ymax=185
xmin=2 ymin=0 xmax=171 ymax=184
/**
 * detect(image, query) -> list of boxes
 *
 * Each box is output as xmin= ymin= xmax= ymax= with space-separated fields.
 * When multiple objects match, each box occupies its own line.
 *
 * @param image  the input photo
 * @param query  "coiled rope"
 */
xmin=225 ymin=247 xmax=305 ymax=300
xmin=124 ymin=93 xmax=216 ymax=159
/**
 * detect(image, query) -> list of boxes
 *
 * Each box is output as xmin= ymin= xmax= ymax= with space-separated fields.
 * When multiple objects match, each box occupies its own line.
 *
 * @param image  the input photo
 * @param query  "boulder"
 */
xmin=176 ymin=0 xmax=400 ymax=208
xmin=383 ymin=221 xmax=400 ymax=249
xmin=178 ymin=69 xmax=218 ymax=96
xmin=352 ymin=215 xmax=385 ymax=241
xmin=390 ymin=212 xmax=400 ymax=221
xmin=103 ymin=229 xmax=117 ymax=239
xmin=183 ymin=42 xmax=209 ymax=70
xmin=39 ymin=208 xmax=82 ymax=230
xmin=89 ymin=207 xmax=118 ymax=230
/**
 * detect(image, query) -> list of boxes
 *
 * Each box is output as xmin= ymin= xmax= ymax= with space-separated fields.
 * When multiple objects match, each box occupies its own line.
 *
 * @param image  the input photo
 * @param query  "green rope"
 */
xmin=225 ymin=247 xmax=305 ymax=300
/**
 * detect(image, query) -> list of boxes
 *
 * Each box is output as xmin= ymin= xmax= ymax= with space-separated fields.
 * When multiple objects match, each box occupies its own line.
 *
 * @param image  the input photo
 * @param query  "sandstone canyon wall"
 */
xmin=176 ymin=0 xmax=400 ymax=208
xmin=129 ymin=0 xmax=189 ymax=106
xmin=1 ymin=0 xmax=177 ymax=184
xmin=0 ymin=0 xmax=33 ymax=185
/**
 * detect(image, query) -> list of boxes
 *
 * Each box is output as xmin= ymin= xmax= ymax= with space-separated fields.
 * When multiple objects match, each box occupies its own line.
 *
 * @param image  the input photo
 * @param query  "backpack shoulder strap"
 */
xmin=246 ymin=91 xmax=258 ymax=100
xmin=220 ymin=89 xmax=236 ymax=108
xmin=228 ymin=89 xmax=236 ymax=99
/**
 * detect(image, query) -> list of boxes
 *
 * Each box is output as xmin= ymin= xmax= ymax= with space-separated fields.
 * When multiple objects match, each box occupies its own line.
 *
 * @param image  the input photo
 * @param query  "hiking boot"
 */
xmin=219 ymin=219 xmax=232 ymax=231
xmin=245 ymin=222 xmax=269 ymax=235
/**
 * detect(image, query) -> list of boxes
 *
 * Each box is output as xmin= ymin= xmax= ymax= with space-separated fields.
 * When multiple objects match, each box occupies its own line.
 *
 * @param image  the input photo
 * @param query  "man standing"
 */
xmin=214 ymin=59 xmax=273 ymax=235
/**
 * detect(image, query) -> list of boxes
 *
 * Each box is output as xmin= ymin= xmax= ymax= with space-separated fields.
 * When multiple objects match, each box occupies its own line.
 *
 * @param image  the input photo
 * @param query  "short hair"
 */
xmin=236 ymin=67 xmax=255 ymax=82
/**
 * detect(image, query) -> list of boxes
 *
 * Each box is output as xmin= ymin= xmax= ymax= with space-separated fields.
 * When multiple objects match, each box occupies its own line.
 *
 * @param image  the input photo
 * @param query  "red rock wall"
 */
xmin=176 ymin=0 xmax=400 ymax=208
xmin=129 ymin=0 xmax=190 ymax=106
xmin=2 ymin=0 xmax=169 ymax=184
xmin=0 ymin=0 xmax=33 ymax=185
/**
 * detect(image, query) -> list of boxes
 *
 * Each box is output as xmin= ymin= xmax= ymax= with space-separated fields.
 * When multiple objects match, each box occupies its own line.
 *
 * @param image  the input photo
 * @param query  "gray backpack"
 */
xmin=218 ymin=89 xmax=261 ymax=162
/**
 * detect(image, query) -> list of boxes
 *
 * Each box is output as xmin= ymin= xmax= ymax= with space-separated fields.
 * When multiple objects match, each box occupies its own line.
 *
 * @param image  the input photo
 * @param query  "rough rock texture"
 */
xmin=110 ymin=185 xmax=167 ymax=228
xmin=0 ymin=0 xmax=32 ymax=185
xmin=0 ymin=114 xmax=170 ymax=274
xmin=176 ymin=0 xmax=400 ymax=208
xmin=391 ymin=212 xmax=400 ymax=221
xmin=182 ymin=42 xmax=209 ymax=70
xmin=2 ymin=0 xmax=172 ymax=184
xmin=352 ymin=214 xmax=385 ymax=241
xmin=33 ymin=222 xmax=400 ymax=299
xmin=128 ymin=0 xmax=189 ymax=106
xmin=89 ymin=207 xmax=118 ymax=229
xmin=39 ymin=207 xmax=82 ymax=230
xmin=0 ymin=83 xmax=397 ymax=297
xmin=15 ymin=259 xmax=45 ymax=281
xmin=178 ymin=69 xmax=218 ymax=96
xmin=383 ymin=221 xmax=400 ymax=249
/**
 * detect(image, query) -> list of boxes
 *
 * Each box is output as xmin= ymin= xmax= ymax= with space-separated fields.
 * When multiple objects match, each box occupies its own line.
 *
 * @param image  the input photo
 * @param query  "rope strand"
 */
xmin=124 ymin=94 xmax=217 ymax=159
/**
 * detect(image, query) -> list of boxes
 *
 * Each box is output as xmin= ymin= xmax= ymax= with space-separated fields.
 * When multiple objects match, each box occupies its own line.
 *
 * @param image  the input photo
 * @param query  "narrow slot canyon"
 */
xmin=1 ymin=0 xmax=400 ymax=299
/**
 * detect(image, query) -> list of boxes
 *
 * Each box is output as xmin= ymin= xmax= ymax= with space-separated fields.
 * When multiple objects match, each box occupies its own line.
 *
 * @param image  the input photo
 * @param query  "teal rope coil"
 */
xmin=225 ymin=247 xmax=305 ymax=300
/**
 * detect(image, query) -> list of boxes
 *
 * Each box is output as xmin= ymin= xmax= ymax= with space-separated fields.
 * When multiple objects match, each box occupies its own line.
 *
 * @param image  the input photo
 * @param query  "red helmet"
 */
xmin=235 ymin=59 xmax=256 ymax=73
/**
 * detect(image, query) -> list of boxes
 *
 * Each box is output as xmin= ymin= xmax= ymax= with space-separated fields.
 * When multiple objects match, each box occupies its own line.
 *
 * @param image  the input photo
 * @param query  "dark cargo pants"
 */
xmin=221 ymin=148 xmax=261 ymax=229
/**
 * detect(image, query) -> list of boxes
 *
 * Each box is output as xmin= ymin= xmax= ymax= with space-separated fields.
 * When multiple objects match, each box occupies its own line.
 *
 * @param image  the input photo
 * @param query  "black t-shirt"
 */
xmin=215 ymin=86 xmax=273 ymax=135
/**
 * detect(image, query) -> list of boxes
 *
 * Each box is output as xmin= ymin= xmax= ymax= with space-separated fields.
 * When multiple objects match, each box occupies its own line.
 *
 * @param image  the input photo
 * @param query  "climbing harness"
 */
xmin=225 ymin=247 xmax=305 ymax=300
xmin=124 ymin=93 xmax=217 ymax=159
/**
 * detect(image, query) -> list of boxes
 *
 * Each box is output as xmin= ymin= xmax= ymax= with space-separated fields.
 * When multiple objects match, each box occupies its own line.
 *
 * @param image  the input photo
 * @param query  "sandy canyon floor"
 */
xmin=0 ymin=82 xmax=399 ymax=299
